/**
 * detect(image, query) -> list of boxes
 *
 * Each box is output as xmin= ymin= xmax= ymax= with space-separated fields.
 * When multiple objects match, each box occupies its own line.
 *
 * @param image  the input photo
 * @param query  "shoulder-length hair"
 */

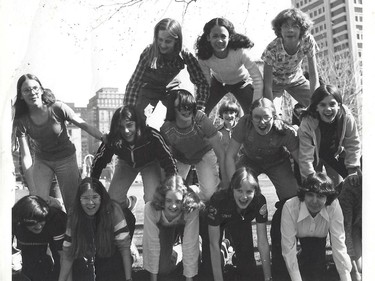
xmin=297 ymin=172 xmax=338 ymax=205
xmin=164 ymin=89 xmax=197 ymax=122
xmin=12 ymin=195 xmax=50 ymax=228
xmin=195 ymin=17 xmax=254 ymax=60
xmin=68 ymin=177 xmax=116 ymax=258
xmin=151 ymin=174 xmax=204 ymax=213
xmin=249 ymin=97 xmax=290 ymax=135
xmin=229 ymin=167 xmax=261 ymax=196
xmin=107 ymin=105 xmax=146 ymax=148
xmin=272 ymin=8 xmax=313 ymax=38
xmin=300 ymin=84 xmax=343 ymax=119
xmin=148 ymin=18 xmax=183 ymax=66
xmin=218 ymin=100 xmax=240 ymax=119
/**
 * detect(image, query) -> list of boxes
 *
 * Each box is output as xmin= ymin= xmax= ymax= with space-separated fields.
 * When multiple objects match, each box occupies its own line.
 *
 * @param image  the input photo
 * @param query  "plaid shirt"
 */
xmin=124 ymin=45 xmax=209 ymax=110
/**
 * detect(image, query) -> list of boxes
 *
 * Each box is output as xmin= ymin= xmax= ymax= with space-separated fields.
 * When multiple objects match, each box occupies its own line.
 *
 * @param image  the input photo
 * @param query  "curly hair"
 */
xmin=195 ymin=17 xmax=254 ymax=60
xmin=297 ymin=172 xmax=338 ymax=205
xmin=218 ymin=100 xmax=240 ymax=119
xmin=12 ymin=195 xmax=50 ymax=228
xmin=300 ymin=84 xmax=343 ymax=120
xmin=271 ymin=8 xmax=313 ymax=38
xmin=164 ymin=89 xmax=197 ymax=122
xmin=229 ymin=167 xmax=261 ymax=196
xmin=68 ymin=177 xmax=117 ymax=258
xmin=151 ymin=174 xmax=204 ymax=214
xmin=107 ymin=105 xmax=146 ymax=148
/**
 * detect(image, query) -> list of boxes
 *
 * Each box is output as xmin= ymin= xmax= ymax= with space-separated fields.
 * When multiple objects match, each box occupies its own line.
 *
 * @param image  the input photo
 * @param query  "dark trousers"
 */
xmin=298 ymin=237 xmax=327 ymax=281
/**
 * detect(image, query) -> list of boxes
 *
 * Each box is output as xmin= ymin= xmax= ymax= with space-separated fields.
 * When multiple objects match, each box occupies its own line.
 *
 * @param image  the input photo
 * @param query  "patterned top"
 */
xmin=261 ymin=34 xmax=318 ymax=85
xmin=124 ymin=45 xmax=209 ymax=110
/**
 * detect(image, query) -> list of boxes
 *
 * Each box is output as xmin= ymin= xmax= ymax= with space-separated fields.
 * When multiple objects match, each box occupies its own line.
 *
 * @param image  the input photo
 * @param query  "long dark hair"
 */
xmin=107 ymin=105 xmax=146 ymax=148
xmin=12 ymin=195 xmax=50 ymax=229
xmin=68 ymin=177 xmax=116 ymax=258
xmin=300 ymin=84 xmax=343 ymax=120
xmin=195 ymin=17 xmax=254 ymax=60
xmin=164 ymin=89 xmax=197 ymax=122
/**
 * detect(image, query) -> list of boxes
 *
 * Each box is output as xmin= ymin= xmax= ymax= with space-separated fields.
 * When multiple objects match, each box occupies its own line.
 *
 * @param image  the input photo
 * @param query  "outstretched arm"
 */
xmin=18 ymin=136 xmax=36 ymax=193
xmin=263 ymin=63 xmax=274 ymax=101
xmin=69 ymin=115 xmax=103 ymax=141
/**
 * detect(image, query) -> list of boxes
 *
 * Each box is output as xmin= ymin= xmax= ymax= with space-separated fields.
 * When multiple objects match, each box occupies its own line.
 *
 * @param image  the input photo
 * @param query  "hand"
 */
xmin=347 ymin=167 xmax=361 ymax=186
xmin=47 ymin=196 xmax=63 ymax=210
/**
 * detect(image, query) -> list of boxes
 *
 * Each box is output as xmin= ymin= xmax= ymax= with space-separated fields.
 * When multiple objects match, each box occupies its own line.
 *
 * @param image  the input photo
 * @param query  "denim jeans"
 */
xmin=273 ymin=76 xmax=312 ymax=107
xmin=176 ymin=150 xmax=220 ymax=202
xmin=108 ymin=158 xmax=163 ymax=206
xmin=33 ymin=153 xmax=81 ymax=213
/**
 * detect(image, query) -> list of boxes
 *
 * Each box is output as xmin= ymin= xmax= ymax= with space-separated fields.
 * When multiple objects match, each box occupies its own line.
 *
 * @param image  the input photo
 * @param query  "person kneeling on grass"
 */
xmin=206 ymin=167 xmax=272 ymax=281
xmin=143 ymin=174 xmax=205 ymax=281
xmin=281 ymin=172 xmax=352 ymax=281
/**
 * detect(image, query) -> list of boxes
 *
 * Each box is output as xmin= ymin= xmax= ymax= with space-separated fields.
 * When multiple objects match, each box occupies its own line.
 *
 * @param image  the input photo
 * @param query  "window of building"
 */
xmin=314 ymin=10 xmax=317 ymax=16
xmin=296 ymin=3 xmax=299 ymax=7
xmin=358 ymin=52 xmax=361 ymax=58
xmin=359 ymin=0 xmax=362 ymax=4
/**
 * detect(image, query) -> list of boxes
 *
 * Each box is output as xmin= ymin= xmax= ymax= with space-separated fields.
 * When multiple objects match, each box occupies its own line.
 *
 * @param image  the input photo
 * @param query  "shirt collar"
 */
xmin=297 ymin=202 xmax=329 ymax=222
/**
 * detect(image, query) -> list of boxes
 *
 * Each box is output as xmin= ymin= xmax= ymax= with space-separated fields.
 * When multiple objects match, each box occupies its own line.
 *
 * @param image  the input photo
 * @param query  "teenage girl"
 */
xmin=143 ymin=174 xmax=204 ymax=281
xmin=262 ymin=8 xmax=319 ymax=107
xmin=91 ymin=105 xmax=177 ymax=210
xmin=58 ymin=178 xmax=134 ymax=281
xmin=12 ymin=74 xmax=104 ymax=212
xmin=196 ymin=17 xmax=263 ymax=115
xmin=298 ymin=84 xmax=361 ymax=186
xmin=12 ymin=195 xmax=67 ymax=281
xmin=206 ymin=167 xmax=272 ymax=281
xmin=124 ymin=18 xmax=209 ymax=121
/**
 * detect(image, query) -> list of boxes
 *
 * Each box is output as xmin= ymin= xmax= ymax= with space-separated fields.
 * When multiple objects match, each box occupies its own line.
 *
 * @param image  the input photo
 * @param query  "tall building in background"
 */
xmin=292 ymin=0 xmax=363 ymax=85
xmin=86 ymin=88 xmax=124 ymax=155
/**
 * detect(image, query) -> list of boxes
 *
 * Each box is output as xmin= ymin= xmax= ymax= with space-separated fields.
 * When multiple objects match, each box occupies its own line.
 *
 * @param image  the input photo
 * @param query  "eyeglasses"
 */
xmin=252 ymin=115 xmax=273 ymax=123
xmin=22 ymin=86 xmax=40 ymax=95
xmin=80 ymin=195 xmax=101 ymax=204
xmin=175 ymin=105 xmax=193 ymax=112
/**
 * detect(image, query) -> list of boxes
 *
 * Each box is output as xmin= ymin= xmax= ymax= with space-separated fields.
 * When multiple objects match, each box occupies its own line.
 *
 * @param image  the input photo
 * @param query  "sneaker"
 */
xmin=220 ymin=239 xmax=230 ymax=266
xmin=128 ymin=195 xmax=138 ymax=212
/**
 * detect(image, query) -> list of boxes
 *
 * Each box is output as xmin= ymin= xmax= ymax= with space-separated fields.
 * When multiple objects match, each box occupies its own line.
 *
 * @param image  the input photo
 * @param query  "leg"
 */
xmin=158 ymin=226 xmax=178 ymax=275
xmin=135 ymin=87 xmax=164 ymax=122
xmin=53 ymin=154 xmax=81 ymax=213
xmin=204 ymin=77 xmax=228 ymax=116
xmin=108 ymin=159 xmax=138 ymax=208
xmin=195 ymin=150 xmax=220 ymax=202
xmin=32 ymin=157 xmax=55 ymax=202
xmin=140 ymin=160 xmax=162 ymax=203
xmin=284 ymin=77 xmax=312 ymax=108
xmin=176 ymin=161 xmax=191 ymax=181
xmin=231 ymin=82 xmax=254 ymax=115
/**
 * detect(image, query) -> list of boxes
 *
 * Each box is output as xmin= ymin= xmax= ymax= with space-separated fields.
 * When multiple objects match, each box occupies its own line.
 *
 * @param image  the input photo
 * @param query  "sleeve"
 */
xmin=113 ymin=202 xmax=131 ymax=251
xmin=49 ymin=209 xmax=68 ymax=251
xmin=261 ymin=40 xmax=276 ymax=66
xmin=305 ymin=34 xmax=319 ymax=58
xmin=338 ymin=183 xmax=356 ymax=257
xmin=182 ymin=49 xmax=210 ymax=111
xmin=254 ymin=195 xmax=268 ymax=224
xmin=231 ymin=115 xmax=247 ymax=143
xmin=328 ymin=200 xmax=352 ymax=280
xmin=198 ymin=58 xmax=212 ymax=85
xmin=283 ymin=125 xmax=299 ymax=153
xmin=298 ymin=119 xmax=317 ymax=179
xmin=54 ymin=102 xmax=77 ymax=122
xmin=342 ymin=111 xmax=361 ymax=169
xmin=14 ymin=118 xmax=27 ymax=138
xmin=197 ymin=111 xmax=218 ymax=138
xmin=182 ymin=210 xmax=200 ymax=278
xmin=206 ymin=191 xmax=224 ymax=226
xmin=242 ymin=49 xmax=264 ymax=100
xmin=124 ymin=46 xmax=151 ymax=106
xmin=281 ymin=201 xmax=303 ymax=281
xmin=91 ymin=142 xmax=115 ymax=179
xmin=150 ymin=128 xmax=177 ymax=177
xmin=142 ymin=202 xmax=161 ymax=274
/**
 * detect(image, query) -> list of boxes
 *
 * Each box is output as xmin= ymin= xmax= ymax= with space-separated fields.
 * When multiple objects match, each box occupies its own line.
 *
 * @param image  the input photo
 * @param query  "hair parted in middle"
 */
xmin=68 ymin=177 xmax=118 ymax=258
xmin=271 ymin=8 xmax=313 ymax=38
xmin=151 ymin=174 xmax=204 ymax=214
xmin=195 ymin=17 xmax=254 ymax=60
xmin=148 ymin=18 xmax=183 ymax=66
xmin=297 ymin=172 xmax=338 ymax=205
xmin=229 ymin=166 xmax=261 ymax=196
xmin=164 ymin=89 xmax=197 ymax=122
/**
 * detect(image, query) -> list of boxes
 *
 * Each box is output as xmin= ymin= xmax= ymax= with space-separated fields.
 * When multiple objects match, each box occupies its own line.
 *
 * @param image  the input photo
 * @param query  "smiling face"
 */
xmin=120 ymin=119 xmax=136 ymax=143
xmin=26 ymin=220 xmax=46 ymax=234
xmin=21 ymin=79 xmax=43 ymax=107
xmin=164 ymin=190 xmax=183 ymax=221
xmin=316 ymin=95 xmax=340 ymax=123
xmin=280 ymin=19 xmax=301 ymax=42
xmin=207 ymin=25 xmax=229 ymax=57
xmin=251 ymin=107 xmax=274 ymax=135
xmin=304 ymin=192 xmax=327 ymax=217
xmin=222 ymin=110 xmax=237 ymax=128
xmin=174 ymin=97 xmax=193 ymax=123
xmin=80 ymin=189 xmax=101 ymax=216
xmin=157 ymin=30 xmax=177 ymax=55
xmin=233 ymin=180 xmax=256 ymax=210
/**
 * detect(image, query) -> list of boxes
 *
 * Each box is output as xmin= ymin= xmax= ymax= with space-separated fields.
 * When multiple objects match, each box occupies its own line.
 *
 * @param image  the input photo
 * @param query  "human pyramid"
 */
xmin=12 ymin=8 xmax=362 ymax=281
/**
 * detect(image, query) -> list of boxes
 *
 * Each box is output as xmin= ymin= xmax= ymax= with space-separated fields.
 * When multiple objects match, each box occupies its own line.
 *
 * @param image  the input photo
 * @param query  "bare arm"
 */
xmin=263 ymin=63 xmax=274 ymax=100
xmin=58 ymin=251 xmax=74 ymax=281
xmin=307 ymin=55 xmax=319 ymax=94
xmin=208 ymin=132 xmax=229 ymax=188
xmin=256 ymin=222 xmax=272 ymax=280
xmin=119 ymin=238 xmax=133 ymax=281
xmin=69 ymin=115 xmax=103 ymax=140
xmin=18 ymin=137 xmax=36 ymax=193
xmin=208 ymin=225 xmax=224 ymax=281
xmin=225 ymin=138 xmax=241 ymax=183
